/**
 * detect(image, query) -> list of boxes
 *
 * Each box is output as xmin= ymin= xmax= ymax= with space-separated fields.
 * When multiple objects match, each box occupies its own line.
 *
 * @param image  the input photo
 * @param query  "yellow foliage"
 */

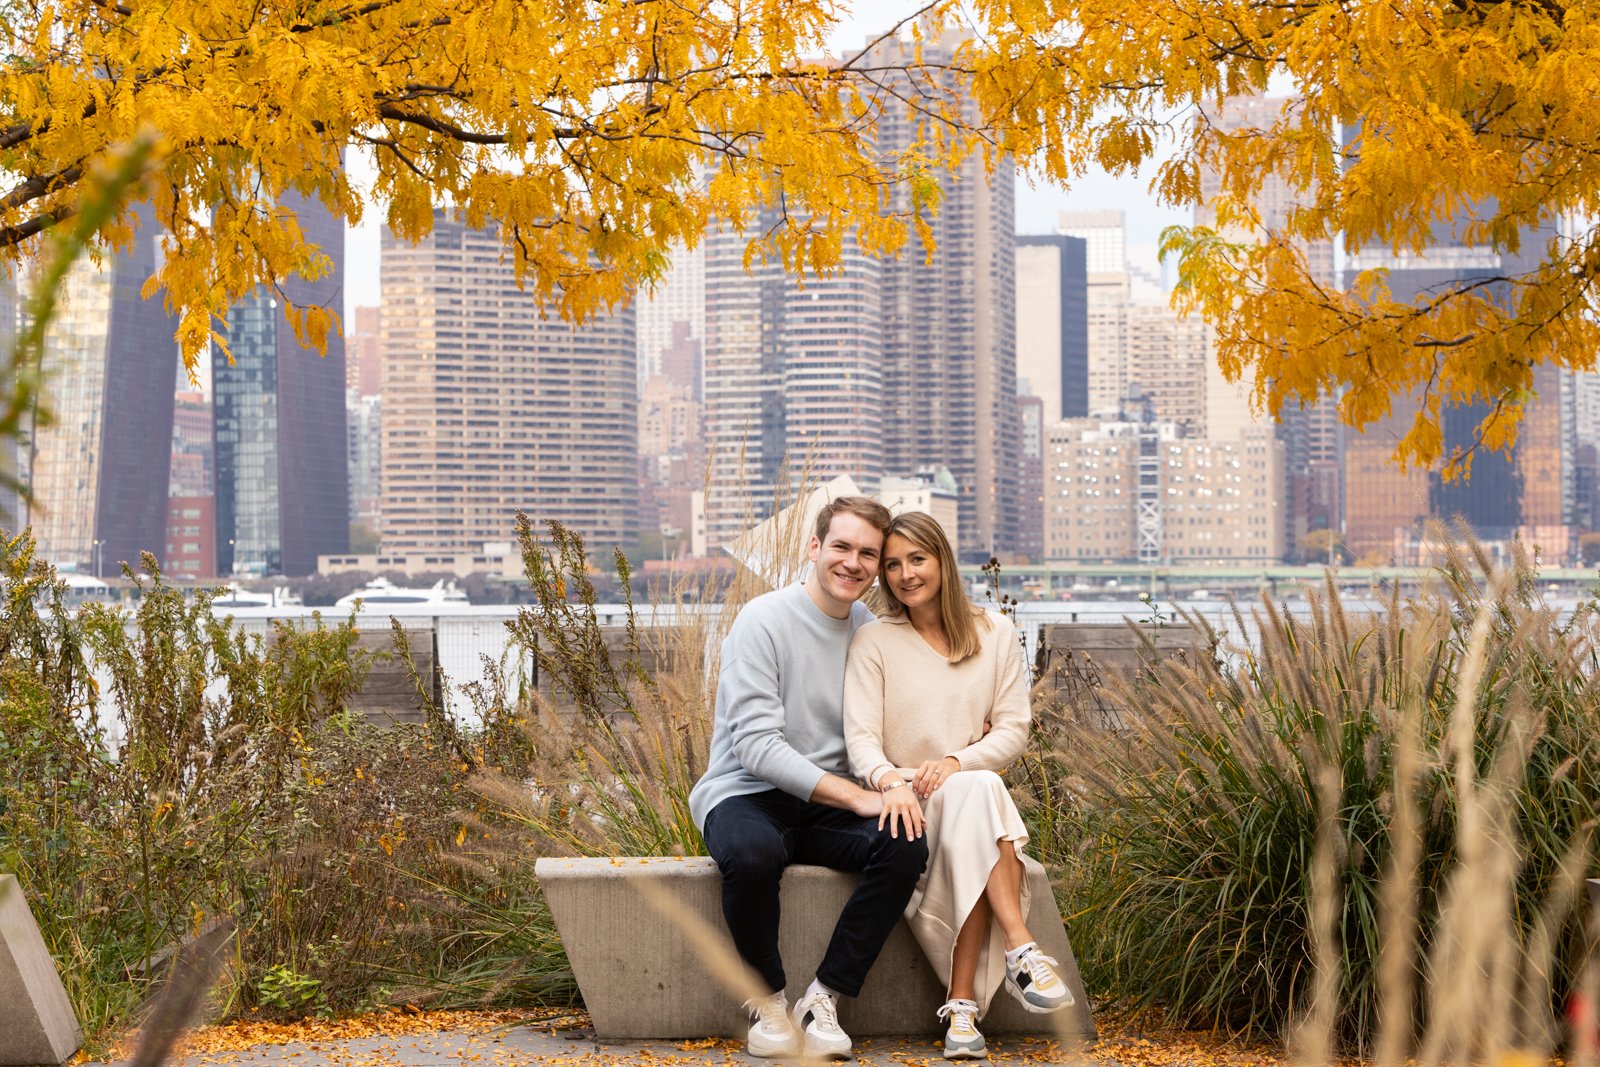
xmin=5 ymin=0 xmax=1598 ymax=469
xmin=0 ymin=0 xmax=986 ymax=379
xmin=966 ymin=0 xmax=1600 ymax=471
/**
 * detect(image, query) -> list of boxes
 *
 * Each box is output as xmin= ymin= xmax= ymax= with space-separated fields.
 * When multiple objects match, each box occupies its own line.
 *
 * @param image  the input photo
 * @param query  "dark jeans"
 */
xmin=701 ymin=788 xmax=928 ymax=999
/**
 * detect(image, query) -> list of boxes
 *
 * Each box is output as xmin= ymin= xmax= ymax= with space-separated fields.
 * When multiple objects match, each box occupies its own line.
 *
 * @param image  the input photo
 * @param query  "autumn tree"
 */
xmin=966 ymin=0 xmax=1600 ymax=474
xmin=1297 ymin=528 xmax=1350 ymax=566
xmin=3 ymin=0 xmax=1598 ymax=474
xmin=0 ymin=0 xmax=971 ymax=370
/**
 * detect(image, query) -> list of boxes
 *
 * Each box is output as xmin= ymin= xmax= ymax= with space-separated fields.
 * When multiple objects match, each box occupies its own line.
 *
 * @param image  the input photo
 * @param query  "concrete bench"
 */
xmin=535 ymin=855 xmax=1095 ymax=1044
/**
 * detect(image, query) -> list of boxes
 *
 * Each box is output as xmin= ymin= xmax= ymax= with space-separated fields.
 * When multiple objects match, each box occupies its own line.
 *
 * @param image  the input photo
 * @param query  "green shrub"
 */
xmin=0 ymin=532 xmax=570 ymax=1040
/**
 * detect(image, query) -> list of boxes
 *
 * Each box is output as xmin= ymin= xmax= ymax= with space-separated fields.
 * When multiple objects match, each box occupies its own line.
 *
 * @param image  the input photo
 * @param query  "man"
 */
xmin=690 ymin=495 xmax=928 ymax=1060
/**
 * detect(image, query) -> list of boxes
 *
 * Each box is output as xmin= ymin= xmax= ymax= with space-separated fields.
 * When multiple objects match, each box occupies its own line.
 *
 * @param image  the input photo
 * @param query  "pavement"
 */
xmin=84 ymin=1020 xmax=1083 ymax=1067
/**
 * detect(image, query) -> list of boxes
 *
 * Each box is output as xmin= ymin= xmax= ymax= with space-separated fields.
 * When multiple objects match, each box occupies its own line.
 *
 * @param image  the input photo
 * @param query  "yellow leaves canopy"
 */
xmin=966 ymin=0 xmax=1600 ymax=473
xmin=0 ymin=0 xmax=977 ymax=370
xmin=3 ymin=0 xmax=1597 ymax=470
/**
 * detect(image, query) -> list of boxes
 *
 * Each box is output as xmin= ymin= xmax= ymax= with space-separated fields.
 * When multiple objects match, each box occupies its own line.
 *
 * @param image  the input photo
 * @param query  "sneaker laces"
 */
xmin=745 ymin=993 xmax=788 ymax=1028
xmin=1016 ymin=948 xmax=1063 ymax=987
xmin=803 ymin=991 xmax=842 ymax=1031
xmin=938 ymin=998 xmax=980 ymax=1028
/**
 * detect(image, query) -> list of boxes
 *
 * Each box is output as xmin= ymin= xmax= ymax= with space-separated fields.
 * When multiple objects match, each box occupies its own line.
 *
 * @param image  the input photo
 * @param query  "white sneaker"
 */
xmin=1002 ymin=944 xmax=1074 ymax=1013
xmin=937 ymin=998 xmax=987 ymax=1060
xmin=791 ymin=988 xmax=852 ymax=1059
xmin=744 ymin=992 xmax=800 ymax=1059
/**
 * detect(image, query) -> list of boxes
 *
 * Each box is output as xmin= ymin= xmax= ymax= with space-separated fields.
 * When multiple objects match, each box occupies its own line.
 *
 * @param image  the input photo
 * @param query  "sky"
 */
xmin=341 ymin=2 xmax=1190 ymax=320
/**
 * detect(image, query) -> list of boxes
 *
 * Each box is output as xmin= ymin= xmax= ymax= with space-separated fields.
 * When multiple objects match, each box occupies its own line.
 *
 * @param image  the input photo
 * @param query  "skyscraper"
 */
xmin=1015 ymin=234 xmax=1089 ymax=423
xmin=870 ymin=33 xmax=1019 ymax=558
xmin=703 ymin=224 xmax=883 ymax=547
xmin=1015 ymin=394 xmax=1045 ymax=560
xmin=380 ymin=210 xmax=637 ymax=555
xmin=165 ymin=388 xmax=216 ymax=579
xmin=28 ymin=204 xmax=179 ymax=575
xmin=700 ymin=32 xmax=1018 ymax=555
xmin=1060 ymin=210 xmax=1128 ymax=275
xmin=213 ymin=191 xmax=349 ymax=577
xmin=0 ymin=276 xmax=19 ymax=531
xmin=637 ymin=243 xmax=704 ymax=392
xmin=1196 ymin=93 xmax=1341 ymax=557
xmin=1081 ymin=268 xmax=1211 ymax=431
xmin=1343 ymin=244 xmax=1574 ymax=563
xmin=347 ymin=305 xmax=381 ymax=396
xmin=346 ymin=304 xmax=382 ymax=532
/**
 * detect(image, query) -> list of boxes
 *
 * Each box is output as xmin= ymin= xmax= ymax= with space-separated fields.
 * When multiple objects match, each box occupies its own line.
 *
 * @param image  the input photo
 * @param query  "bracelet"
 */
xmin=881 ymin=781 xmax=910 ymax=793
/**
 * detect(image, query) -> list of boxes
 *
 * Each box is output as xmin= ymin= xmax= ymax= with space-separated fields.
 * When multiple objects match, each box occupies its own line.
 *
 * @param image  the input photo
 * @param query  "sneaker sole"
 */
xmin=1003 ymin=973 xmax=1074 ymax=1014
xmin=944 ymin=1039 xmax=988 ymax=1060
xmin=747 ymin=1033 xmax=801 ymax=1059
xmin=802 ymin=1039 xmax=853 ymax=1061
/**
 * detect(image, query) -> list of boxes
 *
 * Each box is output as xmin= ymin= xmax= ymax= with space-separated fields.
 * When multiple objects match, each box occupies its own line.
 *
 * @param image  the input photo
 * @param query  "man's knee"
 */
xmin=717 ymin=832 xmax=789 ymax=885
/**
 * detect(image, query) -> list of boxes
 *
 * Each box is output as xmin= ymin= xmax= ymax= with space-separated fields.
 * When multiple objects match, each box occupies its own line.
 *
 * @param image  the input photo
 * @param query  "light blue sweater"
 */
xmin=689 ymin=583 xmax=876 ymax=831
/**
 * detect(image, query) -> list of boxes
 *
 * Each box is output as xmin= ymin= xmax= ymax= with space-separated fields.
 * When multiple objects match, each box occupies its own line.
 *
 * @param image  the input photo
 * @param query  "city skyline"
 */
xmin=11 ymin=82 xmax=1598 ymax=578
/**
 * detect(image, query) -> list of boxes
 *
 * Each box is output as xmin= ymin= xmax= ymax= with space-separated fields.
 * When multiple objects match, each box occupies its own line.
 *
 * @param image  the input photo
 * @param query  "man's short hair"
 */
xmin=813 ymin=495 xmax=893 ymax=543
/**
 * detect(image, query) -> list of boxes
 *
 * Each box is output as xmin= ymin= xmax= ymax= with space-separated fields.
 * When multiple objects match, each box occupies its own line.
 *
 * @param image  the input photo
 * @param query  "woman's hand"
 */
xmin=877 ymin=780 xmax=924 ymax=840
xmin=912 ymin=756 xmax=961 ymax=799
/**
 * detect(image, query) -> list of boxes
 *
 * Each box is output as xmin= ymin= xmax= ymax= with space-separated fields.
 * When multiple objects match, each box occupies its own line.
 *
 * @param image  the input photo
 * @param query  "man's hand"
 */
xmin=853 ymin=788 xmax=884 ymax=819
xmin=912 ymin=756 xmax=961 ymax=798
xmin=810 ymin=772 xmax=884 ymax=818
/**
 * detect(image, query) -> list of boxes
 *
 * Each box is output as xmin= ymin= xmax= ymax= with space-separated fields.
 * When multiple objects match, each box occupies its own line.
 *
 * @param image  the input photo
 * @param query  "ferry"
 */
xmin=334 ymin=577 xmax=471 ymax=609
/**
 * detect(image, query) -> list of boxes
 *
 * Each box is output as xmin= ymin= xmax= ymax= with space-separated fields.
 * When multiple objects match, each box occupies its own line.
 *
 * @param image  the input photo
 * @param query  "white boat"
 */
xmin=334 ymin=577 xmax=471 ymax=609
xmin=61 ymin=574 xmax=115 ymax=608
xmin=210 ymin=583 xmax=304 ymax=612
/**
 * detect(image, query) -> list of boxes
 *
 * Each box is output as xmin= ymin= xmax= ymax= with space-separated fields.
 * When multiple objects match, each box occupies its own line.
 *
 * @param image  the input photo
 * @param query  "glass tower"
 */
xmin=28 ymin=203 xmax=178 ymax=575
xmin=213 ymin=191 xmax=349 ymax=576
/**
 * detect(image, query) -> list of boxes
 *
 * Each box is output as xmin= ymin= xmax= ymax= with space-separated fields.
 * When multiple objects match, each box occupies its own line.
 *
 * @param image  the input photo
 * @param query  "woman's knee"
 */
xmin=936 ymin=768 xmax=1007 ymax=803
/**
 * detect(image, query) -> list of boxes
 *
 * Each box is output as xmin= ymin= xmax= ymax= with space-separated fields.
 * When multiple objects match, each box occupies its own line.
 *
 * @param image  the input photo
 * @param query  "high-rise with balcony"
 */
xmin=868 ymin=32 xmax=1019 ymax=558
xmin=28 ymin=205 xmax=179 ymax=575
xmin=213 ymin=190 xmax=349 ymax=576
xmin=380 ymin=211 xmax=637 ymax=555
xmin=703 ymin=223 xmax=883 ymax=547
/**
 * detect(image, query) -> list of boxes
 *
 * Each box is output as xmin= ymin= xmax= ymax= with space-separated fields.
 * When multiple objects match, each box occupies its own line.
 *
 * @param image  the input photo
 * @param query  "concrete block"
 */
xmin=0 ymin=874 xmax=82 ymax=1065
xmin=536 ymin=855 xmax=1095 ymax=1043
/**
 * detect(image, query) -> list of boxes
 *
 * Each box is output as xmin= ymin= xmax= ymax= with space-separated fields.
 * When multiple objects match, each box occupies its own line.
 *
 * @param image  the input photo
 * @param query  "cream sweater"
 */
xmin=843 ymin=610 xmax=1031 ymax=788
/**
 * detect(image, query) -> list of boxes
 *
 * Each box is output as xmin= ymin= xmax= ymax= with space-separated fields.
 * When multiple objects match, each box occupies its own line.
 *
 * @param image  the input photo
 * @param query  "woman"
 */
xmin=843 ymin=511 xmax=1071 ymax=1060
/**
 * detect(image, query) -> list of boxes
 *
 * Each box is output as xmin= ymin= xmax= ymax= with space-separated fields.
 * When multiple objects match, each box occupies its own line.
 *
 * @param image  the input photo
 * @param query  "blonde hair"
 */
xmin=878 ymin=511 xmax=989 ymax=663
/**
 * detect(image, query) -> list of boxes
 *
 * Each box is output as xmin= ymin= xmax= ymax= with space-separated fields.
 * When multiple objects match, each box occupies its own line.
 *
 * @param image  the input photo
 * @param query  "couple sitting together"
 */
xmin=688 ymin=496 xmax=1072 ymax=1061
